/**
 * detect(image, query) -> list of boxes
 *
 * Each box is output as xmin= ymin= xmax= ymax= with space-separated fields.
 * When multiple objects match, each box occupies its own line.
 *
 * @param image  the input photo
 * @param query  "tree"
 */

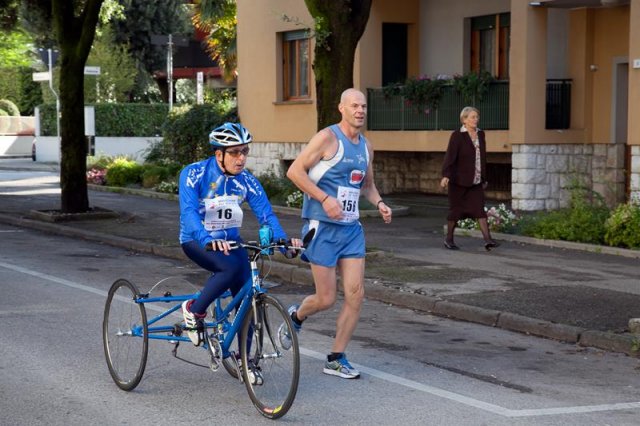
xmin=303 ymin=0 xmax=371 ymax=129
xmin=192 ymin=0 xmax=237 ymax=82
xmin=19 ymin=0 xmax=104 ymax=213
xmin=110 ymin=0 xmax=191 ymax=101
xmin=85 ymin=27 xmax=137 ymax=103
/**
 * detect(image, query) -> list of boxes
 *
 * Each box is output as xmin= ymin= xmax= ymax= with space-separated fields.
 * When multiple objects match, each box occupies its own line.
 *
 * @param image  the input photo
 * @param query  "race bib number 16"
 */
xmin=203 ymin=195 xmax=243 ymax=230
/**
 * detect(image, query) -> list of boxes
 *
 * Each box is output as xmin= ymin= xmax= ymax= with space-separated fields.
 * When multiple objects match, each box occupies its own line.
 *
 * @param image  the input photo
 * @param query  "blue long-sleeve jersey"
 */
xmin=178 ymin=157 xmax=286 ymax=247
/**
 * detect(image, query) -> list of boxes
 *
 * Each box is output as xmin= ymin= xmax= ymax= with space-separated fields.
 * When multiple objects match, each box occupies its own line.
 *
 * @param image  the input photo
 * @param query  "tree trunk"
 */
xmin=304 ymin=0 xmax=372 ymax=130
xmin=52 ymin=0 xmax=104 ymax=213
xmin=58 ymin=54 xmax=89 ymax=212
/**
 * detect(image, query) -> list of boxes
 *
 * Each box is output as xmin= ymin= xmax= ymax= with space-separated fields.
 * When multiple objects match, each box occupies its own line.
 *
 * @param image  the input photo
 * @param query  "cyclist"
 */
xmin=179 ymin=122 xmax=301 ymax=350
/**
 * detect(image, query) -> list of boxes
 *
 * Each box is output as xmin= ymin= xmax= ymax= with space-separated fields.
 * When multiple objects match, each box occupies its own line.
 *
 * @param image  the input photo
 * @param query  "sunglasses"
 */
xmin=225 ymin=147 xmax=250 ymax=157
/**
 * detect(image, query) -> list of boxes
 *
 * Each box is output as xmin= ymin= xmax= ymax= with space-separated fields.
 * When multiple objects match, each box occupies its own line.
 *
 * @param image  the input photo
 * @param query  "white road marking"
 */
xmin=2 ymin=259 xmax=640 ymax=418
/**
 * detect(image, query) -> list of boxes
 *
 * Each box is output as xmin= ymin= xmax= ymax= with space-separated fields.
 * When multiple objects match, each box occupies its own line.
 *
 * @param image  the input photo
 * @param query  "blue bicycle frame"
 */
xmin=131 ymin=255 xmax=264 ymax=359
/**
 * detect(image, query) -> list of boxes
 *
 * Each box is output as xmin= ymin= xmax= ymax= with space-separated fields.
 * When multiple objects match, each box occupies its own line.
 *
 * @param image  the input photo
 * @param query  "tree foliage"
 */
xmin=192 ymin=0 xmax=237 ymax=82
xmin=303 ymin=0 xmax=371 ymax=129
xmin=85 ymin=27 xmax=137 ymax=103
xmin=110 ymin=0 xmax=191 ymax=99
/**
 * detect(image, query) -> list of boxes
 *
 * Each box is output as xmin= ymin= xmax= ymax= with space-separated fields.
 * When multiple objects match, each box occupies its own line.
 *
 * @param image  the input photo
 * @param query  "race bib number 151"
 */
xmin=336 ymin=186 xmax=360 ymax=223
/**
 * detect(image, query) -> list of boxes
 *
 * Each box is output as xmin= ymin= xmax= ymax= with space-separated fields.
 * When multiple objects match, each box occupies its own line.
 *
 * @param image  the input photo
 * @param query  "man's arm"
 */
xmin=287 ymin=129 xmax=343 ymax=220
xmin=360 ymin=140 xmax=392 ymax=224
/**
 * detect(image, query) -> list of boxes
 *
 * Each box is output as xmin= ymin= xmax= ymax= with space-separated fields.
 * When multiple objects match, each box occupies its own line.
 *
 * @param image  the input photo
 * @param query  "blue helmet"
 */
xmin=209 ymin=122 xmax=253 ymax=148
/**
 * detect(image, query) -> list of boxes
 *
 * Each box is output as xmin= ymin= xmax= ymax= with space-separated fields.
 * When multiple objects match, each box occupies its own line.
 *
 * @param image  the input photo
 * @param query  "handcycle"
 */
xmin=102 ymin=232 xmax=311 ymax=420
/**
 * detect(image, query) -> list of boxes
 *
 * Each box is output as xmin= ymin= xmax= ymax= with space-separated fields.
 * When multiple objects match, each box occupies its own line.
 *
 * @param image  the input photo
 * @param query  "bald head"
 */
xmin=338 ymin=88 xmax=367 ymax=130
xmin=340 ymin=88 xmax=365 ymax=106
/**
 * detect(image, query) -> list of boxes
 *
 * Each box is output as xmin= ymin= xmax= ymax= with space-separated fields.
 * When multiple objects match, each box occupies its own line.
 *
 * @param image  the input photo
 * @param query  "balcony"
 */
xmin=367 ymin=80 xmax=571 ymax=131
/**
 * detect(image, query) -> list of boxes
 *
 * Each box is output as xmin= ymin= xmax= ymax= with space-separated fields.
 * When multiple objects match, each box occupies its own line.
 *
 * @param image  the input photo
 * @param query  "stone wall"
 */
xmin=512 ymin=143 xmax=627 ymax=211
xmin=244 ymin=142 xmax=301 ymax=177
xmin=631 ymin=146 xmax=640 ymax=203
xmin=245 ymin=142 xmax=445 ymax=193
xmin=249 ymin=141 xmax=638 ymax=208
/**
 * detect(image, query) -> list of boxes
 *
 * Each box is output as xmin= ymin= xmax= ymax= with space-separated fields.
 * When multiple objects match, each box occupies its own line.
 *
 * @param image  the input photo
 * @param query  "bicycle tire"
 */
xmin=103 ymin=278 xmax=148 ymax=391
xmin=240 ymin=294 xmax=300 ymax=419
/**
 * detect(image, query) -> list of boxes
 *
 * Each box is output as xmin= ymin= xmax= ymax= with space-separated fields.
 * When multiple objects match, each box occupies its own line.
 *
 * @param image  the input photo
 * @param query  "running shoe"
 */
xmin=182 ymin=300 xmax=204 ymax=346
xmin=323 ymin=354 xmax=360 ymax=379
xmin=278 ymin=304 xmax=301 ymax=350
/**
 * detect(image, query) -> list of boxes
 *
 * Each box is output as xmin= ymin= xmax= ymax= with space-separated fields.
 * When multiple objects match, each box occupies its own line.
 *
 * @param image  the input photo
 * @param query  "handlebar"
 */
xmin=204 ymin=229 xmax=315 ymax=257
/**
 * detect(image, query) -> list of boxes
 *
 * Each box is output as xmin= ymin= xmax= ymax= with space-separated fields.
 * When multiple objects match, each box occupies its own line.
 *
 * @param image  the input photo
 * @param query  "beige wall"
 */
xmin=631 ymin=0 xmax=640 ymax=146
xmin=358 ymin=0 xmax=420 ymax=90
xmin=419 ymin=0 xmax=510 ymax=76
xmin=590 ymin=6 xmax=629 ymax=144
xmin=237 ymin=0 xmax=315 ymax=143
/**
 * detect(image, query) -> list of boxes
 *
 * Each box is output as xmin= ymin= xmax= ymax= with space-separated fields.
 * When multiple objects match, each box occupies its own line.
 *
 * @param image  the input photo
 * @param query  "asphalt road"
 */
xmin=2 ymin=224 xmax=640 ymax=425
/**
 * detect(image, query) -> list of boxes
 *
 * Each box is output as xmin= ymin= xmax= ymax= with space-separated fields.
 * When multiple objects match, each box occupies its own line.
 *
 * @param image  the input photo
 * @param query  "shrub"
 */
xmin=0 ymin=99 xmax=20 ymax=116
xmin=37 ymin=103 xmax=169 ymax=137
xmin=286 ymin=190 xmax=304 ymax=208
xmin=141 ymin=164 xmax=180 ymax=188
xmin=604 ymin=202 xmax=640 ymax=249
xmin=162 ymin=103 xmax=238 ymax=166
xmin=105 ymin=157 xmax=143 ymax=187
xmin=256 ymin=169 xmax=298 ymax=205
xmin=520 ymin=183 xmax=609 ymax=244
xmin=452 ymin=70 xmax=494 ymax=104
xmin=87 ymin=155 xmax=114 ymax=170
xmin=458 ymin=203 xmax=520 ymax=233
xmin=154 ymin=180 xmax=178 ymax=194
xmin=86 ymin=168 xmax=107 ymax=185
xmin=383 ymin=76 xmax=448 ymax=114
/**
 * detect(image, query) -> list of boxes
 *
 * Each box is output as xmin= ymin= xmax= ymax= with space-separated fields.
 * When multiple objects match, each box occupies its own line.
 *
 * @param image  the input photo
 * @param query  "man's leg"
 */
xmin=296 ymin=264 xmax=338 ymax=321
xmin=331 ymin=257 xmax=364 ymax=353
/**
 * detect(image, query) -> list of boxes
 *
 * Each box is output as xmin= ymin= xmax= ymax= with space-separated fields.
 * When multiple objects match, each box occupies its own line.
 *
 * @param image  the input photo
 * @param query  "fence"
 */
xmin=367 ymin=80 xmax=571 ymax=131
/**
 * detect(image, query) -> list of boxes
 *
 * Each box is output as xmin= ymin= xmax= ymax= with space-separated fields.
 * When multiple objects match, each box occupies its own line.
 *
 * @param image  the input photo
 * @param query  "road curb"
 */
xmin=452 ymin=228 xmax=640 ymax=259
xmin=497 ymin=312 xmax=585 ymax=343
xmin=1 ymin=211 xmax=637 ymax=357
xmin=87 ymin=184 xmax=411 ymax=217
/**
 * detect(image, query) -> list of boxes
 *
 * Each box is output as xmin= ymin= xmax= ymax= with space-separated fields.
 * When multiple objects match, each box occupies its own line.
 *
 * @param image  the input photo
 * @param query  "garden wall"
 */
xmin=34 ymin=136 xmax=161 ymax=163
xmin=0 ymin=135 xmax=33 ymax=156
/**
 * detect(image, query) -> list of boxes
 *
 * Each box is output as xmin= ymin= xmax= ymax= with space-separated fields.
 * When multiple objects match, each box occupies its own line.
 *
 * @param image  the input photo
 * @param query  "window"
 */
xmin=283 ymin=30 xmax=311 ymax=100
xmin=470 ymin=13 xmax=510 ymax=80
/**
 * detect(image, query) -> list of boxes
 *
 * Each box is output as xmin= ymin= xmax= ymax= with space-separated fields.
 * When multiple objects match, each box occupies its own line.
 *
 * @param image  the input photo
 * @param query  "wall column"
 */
xmin=630 ymin=0 xmax=640 ymax=200
xmin=510 ymin=1 xmax=548 ymax=210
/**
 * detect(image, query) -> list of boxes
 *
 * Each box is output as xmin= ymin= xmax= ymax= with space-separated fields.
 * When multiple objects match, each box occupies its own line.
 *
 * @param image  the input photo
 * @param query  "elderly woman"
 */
xmin=440 ymin=106 xmax=499 ymax=250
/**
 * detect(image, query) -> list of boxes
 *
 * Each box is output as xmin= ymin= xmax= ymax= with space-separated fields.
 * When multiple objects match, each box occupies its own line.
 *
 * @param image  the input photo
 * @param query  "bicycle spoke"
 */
xmin=103 ymin=279 xmax=148 ymax=391
xmin=240 ymin=294 xmax=299 ymax=419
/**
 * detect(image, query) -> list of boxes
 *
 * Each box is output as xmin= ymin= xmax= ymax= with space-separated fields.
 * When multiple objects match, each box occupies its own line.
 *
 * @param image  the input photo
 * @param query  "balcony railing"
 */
xmin=367 ymin=80 xmax=571 ymax=131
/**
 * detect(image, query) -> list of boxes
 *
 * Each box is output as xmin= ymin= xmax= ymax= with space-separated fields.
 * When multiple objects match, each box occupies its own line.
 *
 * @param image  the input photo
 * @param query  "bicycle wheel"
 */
xmin=103 ymin=278 xmax=148 ymax=391
xmin=240 ymin=294 xmax=300 ymax=419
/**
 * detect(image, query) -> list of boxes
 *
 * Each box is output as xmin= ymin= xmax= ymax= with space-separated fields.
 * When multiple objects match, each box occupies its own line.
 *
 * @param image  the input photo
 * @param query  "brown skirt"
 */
xmin=447 ymin=182 xmax=487 ymax=221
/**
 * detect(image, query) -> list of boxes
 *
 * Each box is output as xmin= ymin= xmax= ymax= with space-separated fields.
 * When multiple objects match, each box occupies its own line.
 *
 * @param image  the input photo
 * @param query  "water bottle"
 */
xmin=259 ymin=223 xmax=273 ymax=254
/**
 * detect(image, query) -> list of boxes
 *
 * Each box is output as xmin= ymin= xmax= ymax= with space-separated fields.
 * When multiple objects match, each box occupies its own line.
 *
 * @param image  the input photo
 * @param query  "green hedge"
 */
xmin=160 ymin=103 xmax=238 ymax=166
xmin=38 ymin=103 xmax=169 ymax=136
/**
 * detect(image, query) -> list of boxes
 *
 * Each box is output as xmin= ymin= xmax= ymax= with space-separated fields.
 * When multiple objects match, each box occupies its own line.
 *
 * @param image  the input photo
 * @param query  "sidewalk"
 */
xmin=1 ymin=158 xmax=639 ymax=357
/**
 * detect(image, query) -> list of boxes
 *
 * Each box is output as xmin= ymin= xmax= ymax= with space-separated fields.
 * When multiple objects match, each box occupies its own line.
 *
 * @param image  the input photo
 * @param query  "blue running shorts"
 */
xmin=300 ymin=219 xmax=365 ymax=267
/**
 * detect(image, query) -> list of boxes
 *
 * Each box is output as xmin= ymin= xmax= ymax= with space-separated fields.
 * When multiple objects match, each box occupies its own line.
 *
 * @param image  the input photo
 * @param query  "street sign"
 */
xmin=84 ymin=66 xmax=101 ymax=75
xmin=32 ymin=72 xmax=51 ymax=82
xmin=150 ymin=34 xmax=189 ymax=46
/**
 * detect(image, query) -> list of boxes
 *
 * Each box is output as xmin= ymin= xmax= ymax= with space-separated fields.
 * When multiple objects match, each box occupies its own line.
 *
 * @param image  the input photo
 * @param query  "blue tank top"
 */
xmin=301 ymin=124 xmax=370 ymax=225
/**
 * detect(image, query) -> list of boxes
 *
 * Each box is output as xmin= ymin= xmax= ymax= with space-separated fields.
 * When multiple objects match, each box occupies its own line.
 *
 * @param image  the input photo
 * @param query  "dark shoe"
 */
xmin=484 ymin=240 xmax=500 ymax=251
xmin=444 ymin=240 xmax=459 ymax=250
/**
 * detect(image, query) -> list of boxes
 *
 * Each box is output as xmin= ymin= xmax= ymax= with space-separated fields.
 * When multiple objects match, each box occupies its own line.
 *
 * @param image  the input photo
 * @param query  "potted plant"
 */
xmin=452 ymin=70 xmax=494 ymax=104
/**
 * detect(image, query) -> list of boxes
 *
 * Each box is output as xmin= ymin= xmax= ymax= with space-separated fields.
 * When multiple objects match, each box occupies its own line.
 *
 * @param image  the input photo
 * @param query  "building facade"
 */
xmin=237 ymin=0 xmax=640 ymax=210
